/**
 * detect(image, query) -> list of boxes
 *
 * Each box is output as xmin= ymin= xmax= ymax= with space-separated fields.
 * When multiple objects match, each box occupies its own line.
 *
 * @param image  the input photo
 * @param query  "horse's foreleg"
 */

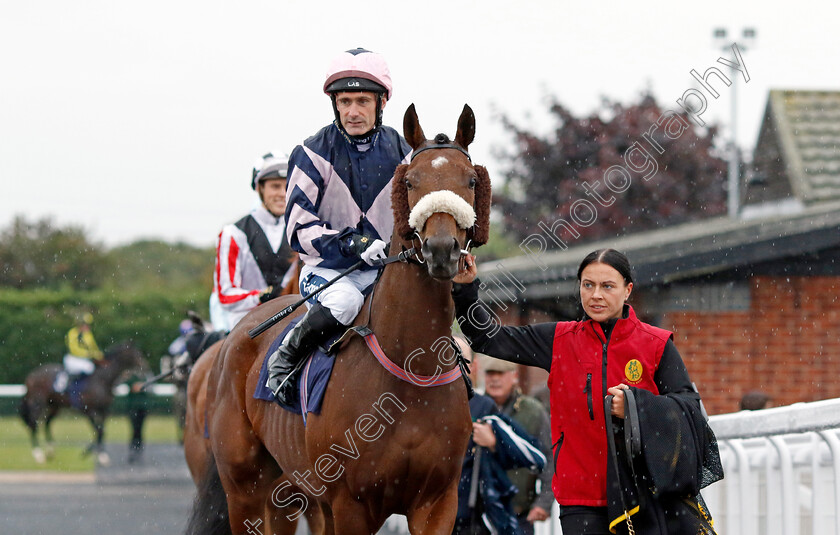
xmin=304 ymin=502 xmax=326 ymax=535
xmin=87 ymin=411 xmax=110 ymax=466
xmin=44 ymin=405 xmax=60 ymax=459
xmin=329 ymin=492 xmax=379 ymax=535
xmin=21 ymin=399 xmax=46 ymax=463
xmin=218 ymin=465 xmax=281 ymax=535
xmin=405 ymin=483 xmax=460 ymax=534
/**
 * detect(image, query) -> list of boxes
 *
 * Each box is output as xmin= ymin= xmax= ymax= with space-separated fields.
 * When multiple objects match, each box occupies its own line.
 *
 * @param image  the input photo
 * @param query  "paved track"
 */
xmin=0 ymin=443 xmax=406 ymax=535
xmin=0 ymin=444 xmax=193 ymax=535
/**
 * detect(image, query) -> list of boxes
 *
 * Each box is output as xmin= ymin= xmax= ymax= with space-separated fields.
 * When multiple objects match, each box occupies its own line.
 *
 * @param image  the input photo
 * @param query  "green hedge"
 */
xmin=0 ymin=287 xmax=209 ymax=384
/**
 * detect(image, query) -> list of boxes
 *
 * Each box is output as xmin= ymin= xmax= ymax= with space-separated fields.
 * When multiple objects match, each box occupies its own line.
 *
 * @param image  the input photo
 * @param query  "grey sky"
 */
xmin=2 ymin=0 xmax=837 ymax=247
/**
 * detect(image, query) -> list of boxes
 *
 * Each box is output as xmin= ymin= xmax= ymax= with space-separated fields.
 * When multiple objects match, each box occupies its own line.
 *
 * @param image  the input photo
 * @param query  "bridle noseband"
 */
xmin=405 ymin=133 xmax=475 ymax=264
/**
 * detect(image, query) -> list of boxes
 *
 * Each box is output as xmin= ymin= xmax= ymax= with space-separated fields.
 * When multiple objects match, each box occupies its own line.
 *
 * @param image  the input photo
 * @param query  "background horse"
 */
xmin=185 ymin=103 xmax=491 ymax=535
xmin=19 ymin=342 xmax=149 ymax=465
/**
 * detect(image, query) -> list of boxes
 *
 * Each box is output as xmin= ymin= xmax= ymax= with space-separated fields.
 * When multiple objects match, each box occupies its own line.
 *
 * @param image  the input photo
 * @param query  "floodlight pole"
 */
xmin=714 ymin=27 xmax=756 ymax=219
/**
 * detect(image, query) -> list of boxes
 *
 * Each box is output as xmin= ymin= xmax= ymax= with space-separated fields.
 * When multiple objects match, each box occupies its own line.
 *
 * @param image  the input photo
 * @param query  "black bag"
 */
xmin=604 ymin=389 xmax=721 ymax=535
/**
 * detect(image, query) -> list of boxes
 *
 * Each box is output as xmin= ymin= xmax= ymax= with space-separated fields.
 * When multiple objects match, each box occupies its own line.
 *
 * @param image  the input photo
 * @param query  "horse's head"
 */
xmin=104 ymin=343 xmax=150 ymax=374
xmin=392 ymin=104 xmax=491 ymax=279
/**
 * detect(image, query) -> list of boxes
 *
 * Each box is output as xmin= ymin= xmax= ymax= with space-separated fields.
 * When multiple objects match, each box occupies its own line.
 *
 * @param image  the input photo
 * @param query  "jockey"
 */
xmin=266 ymin=48 xmax=411 ymax=404
xmin=63 ymin=313 xmax=104 ymax=380
xmin=210 ymin=153 xmax=300 ymax=332
xmin=167 ymin=319 xmax=196 ymax=357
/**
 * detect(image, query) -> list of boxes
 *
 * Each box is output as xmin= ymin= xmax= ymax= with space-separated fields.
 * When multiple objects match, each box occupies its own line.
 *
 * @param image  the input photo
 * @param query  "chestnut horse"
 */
xmin=186 ymin=103 xmax=491 ymax=535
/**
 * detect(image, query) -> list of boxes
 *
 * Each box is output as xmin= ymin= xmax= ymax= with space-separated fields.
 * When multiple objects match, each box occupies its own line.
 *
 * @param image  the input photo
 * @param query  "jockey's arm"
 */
xmin=81 ymin=330 xmax=104 ymax=360
xmin=285 ymin=148 xmax=368 ymax=269
xmin=214 ymin=226 xmax=263 ymax=315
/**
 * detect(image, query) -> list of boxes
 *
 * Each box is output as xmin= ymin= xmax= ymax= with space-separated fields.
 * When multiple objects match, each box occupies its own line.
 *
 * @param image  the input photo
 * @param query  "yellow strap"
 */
xmin=608 ymin=505 xmax=640 ymax=534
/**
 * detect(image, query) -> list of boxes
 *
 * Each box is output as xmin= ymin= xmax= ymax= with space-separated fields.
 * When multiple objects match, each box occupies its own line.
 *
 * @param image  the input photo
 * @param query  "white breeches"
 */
xmin=299 ymin=265 xmax=378 ymax=325
xmin=63 ymin=355 xmax=95 ymax=375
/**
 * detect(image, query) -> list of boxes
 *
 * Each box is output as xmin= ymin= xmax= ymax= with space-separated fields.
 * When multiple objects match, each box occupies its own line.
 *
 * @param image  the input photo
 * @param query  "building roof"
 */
xmin=480 ymin=200 xmax=840 ymax=301
xmin=749 ymin=90 xmax=840 ymax=205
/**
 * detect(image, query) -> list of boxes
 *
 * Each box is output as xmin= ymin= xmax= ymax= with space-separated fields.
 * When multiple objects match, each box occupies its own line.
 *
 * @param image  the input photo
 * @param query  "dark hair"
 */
xmin=576 ymin=248 xmax=634 ymax=285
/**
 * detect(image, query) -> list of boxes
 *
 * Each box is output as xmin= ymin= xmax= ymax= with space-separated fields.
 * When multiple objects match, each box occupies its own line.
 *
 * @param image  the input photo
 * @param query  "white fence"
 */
xmin=701 ymin=398 xmax=840 ymax=535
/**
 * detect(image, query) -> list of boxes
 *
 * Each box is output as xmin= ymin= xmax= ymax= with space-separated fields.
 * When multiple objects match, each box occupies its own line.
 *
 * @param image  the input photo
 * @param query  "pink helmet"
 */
xmin=323 ymin=48 xmax=393 ymax=100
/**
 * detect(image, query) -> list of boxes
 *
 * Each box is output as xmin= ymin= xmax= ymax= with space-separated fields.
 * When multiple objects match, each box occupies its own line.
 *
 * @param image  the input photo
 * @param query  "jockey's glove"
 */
xmin=360 ymin=239 xmax=388 ymax=265
xmin=347 ymin=234 xmax=388 ymax=265
xmin=259 ymin=285 xmax=281 ymax=303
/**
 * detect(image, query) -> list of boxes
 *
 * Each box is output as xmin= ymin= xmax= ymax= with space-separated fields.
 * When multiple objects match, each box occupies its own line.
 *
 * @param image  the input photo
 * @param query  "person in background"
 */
xmin=59 ymin=313 xmax=104 ymax=391
xmin=482 ymin=356 xmax=554 ymax=534
xmin=266 ymin=48 xmax=411 ymax=404
xmin=210 ymin=152 xmax=298 ymax=332
xmin=740 ymin=390 xmax=771 ymax=410
xmin=452 ymin=336 xmax=547 ymax=535
xmin=452 ymin=248 xmax=718 ymax=535
xmin=123 ymin=368 xmax=151 ymax=464
xmin=167 ymin=319 xmax=196 ymax=358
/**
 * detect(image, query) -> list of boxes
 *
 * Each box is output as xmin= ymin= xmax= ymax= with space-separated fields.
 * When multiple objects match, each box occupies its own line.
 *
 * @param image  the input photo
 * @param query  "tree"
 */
xmin=494 ymin=94 xmax=727 ymax=244
xmin=106 ymin=240 xmax=214 ymax=295
xmin=0 ymin=215 xmax=109 ymax=290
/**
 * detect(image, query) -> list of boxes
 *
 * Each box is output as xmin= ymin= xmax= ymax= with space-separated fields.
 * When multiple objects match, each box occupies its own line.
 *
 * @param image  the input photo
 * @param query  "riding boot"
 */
xmin=266 ymin=303 xmax=344 ymax=405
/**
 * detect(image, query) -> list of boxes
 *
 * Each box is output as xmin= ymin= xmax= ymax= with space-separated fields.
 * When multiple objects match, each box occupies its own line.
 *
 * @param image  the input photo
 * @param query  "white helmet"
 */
xmin=251 ymin=153 xmax=289 ymax=190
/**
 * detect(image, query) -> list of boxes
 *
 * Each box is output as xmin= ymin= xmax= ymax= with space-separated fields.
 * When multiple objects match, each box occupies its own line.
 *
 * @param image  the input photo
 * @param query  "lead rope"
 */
xmin=605 ymin=394 xmax=636 ymax=535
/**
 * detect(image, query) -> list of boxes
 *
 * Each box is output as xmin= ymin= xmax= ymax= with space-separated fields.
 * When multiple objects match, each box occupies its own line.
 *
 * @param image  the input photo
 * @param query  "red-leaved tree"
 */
xmin=494 ymin=94 xmax=727 ymax=244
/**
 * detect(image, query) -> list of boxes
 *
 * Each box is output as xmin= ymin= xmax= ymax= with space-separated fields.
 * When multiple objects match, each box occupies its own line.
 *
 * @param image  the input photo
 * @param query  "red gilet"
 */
xmin=547 ymin=305 xmax=672 ymax=506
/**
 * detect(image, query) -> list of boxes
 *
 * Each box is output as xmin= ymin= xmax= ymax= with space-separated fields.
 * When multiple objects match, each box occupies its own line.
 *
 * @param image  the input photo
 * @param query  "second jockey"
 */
xmin=210 ymin=153 xmax=299 ymax=332
xmin=266 ymin=48 xmax=411 ymax=404
xmin=61 ymin=313 xmax=104 ymax=389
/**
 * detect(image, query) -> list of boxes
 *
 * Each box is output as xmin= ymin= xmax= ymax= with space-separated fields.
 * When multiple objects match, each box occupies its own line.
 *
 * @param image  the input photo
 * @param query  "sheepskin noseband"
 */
xmin=408 ymin=190 xmax=476 ymax=232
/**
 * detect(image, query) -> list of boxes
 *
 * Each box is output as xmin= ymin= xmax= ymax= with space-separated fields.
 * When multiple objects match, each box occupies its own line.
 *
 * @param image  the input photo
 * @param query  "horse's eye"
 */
xmin=405 ymin=179 xmax=413 ymax=190
xmin=468 ymin=177 xmax=477 ymax=189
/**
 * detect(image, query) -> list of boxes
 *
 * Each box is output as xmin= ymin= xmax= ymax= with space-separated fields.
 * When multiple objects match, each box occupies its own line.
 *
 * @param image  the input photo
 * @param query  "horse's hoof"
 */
xmin=97 ymin=452 xmax=111 ymax=466
xmin=45 ymin=444 xmax=56 ymax=459
xmin=32 ymin=448 xmax=46 ymax=464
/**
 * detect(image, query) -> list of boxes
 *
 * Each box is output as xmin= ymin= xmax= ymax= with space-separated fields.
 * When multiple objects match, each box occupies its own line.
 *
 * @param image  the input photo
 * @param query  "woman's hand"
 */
xmin=453 ymin=253 xmax=478 ymax=284
xmin=472 ymin=420 xmax=497 ymax=451
xmin=607 ymin=384 xmax=630 ymax=418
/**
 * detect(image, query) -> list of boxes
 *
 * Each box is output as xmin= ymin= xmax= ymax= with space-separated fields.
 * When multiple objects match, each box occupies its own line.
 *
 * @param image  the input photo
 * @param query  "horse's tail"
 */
xmin=185 ymin=452 xmax=231 ymax=535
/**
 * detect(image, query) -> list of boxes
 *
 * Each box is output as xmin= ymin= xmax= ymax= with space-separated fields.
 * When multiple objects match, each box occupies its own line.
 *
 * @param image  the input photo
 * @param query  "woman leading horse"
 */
xmin=186 ymin=103 xmax=491 ymax=535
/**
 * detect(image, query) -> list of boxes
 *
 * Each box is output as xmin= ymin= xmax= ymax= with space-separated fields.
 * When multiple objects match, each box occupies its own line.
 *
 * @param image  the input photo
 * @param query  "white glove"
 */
xmin=360 ymin=239 xmax=388 ymax=265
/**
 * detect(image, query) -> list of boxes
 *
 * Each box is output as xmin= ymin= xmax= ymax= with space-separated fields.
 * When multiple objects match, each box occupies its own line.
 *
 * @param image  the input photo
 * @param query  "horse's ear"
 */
xmin=403 ymin=104 xmax=427 ymax=150
xmin=391 ymin=164 xmax=413 ymax=240
xmin=468 ymin=165 xmax=492 ymax=247
xmin=454 ymin=104 xmax=475 ymax=151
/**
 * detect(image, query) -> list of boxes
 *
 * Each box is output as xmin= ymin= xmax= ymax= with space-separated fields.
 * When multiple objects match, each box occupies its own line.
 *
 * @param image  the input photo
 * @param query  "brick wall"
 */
xmin=662 ymin=275 xmax=840 ymax=415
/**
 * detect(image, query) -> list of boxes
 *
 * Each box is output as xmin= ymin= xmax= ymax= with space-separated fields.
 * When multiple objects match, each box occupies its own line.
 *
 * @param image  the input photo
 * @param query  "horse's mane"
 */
xmin=391 ymin=163 xmax=491 ymax=246
xmin=104 ymin=341 xmax=140 ymax=360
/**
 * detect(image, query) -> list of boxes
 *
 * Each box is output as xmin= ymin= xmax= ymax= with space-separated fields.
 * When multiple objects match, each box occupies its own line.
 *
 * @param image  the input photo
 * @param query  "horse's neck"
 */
xmin=96 ymin=352 xmax=130 ymax=386
xmin=368 ymin=259 xmax=456 ymax=377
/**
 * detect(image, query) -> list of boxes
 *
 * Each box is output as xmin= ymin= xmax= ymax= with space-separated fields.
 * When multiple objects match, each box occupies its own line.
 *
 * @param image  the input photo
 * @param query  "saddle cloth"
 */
xmin=253 ymin=317 xmax=339 ymax=426
xmin=53 ymin=373 xmax=89 ymax=410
